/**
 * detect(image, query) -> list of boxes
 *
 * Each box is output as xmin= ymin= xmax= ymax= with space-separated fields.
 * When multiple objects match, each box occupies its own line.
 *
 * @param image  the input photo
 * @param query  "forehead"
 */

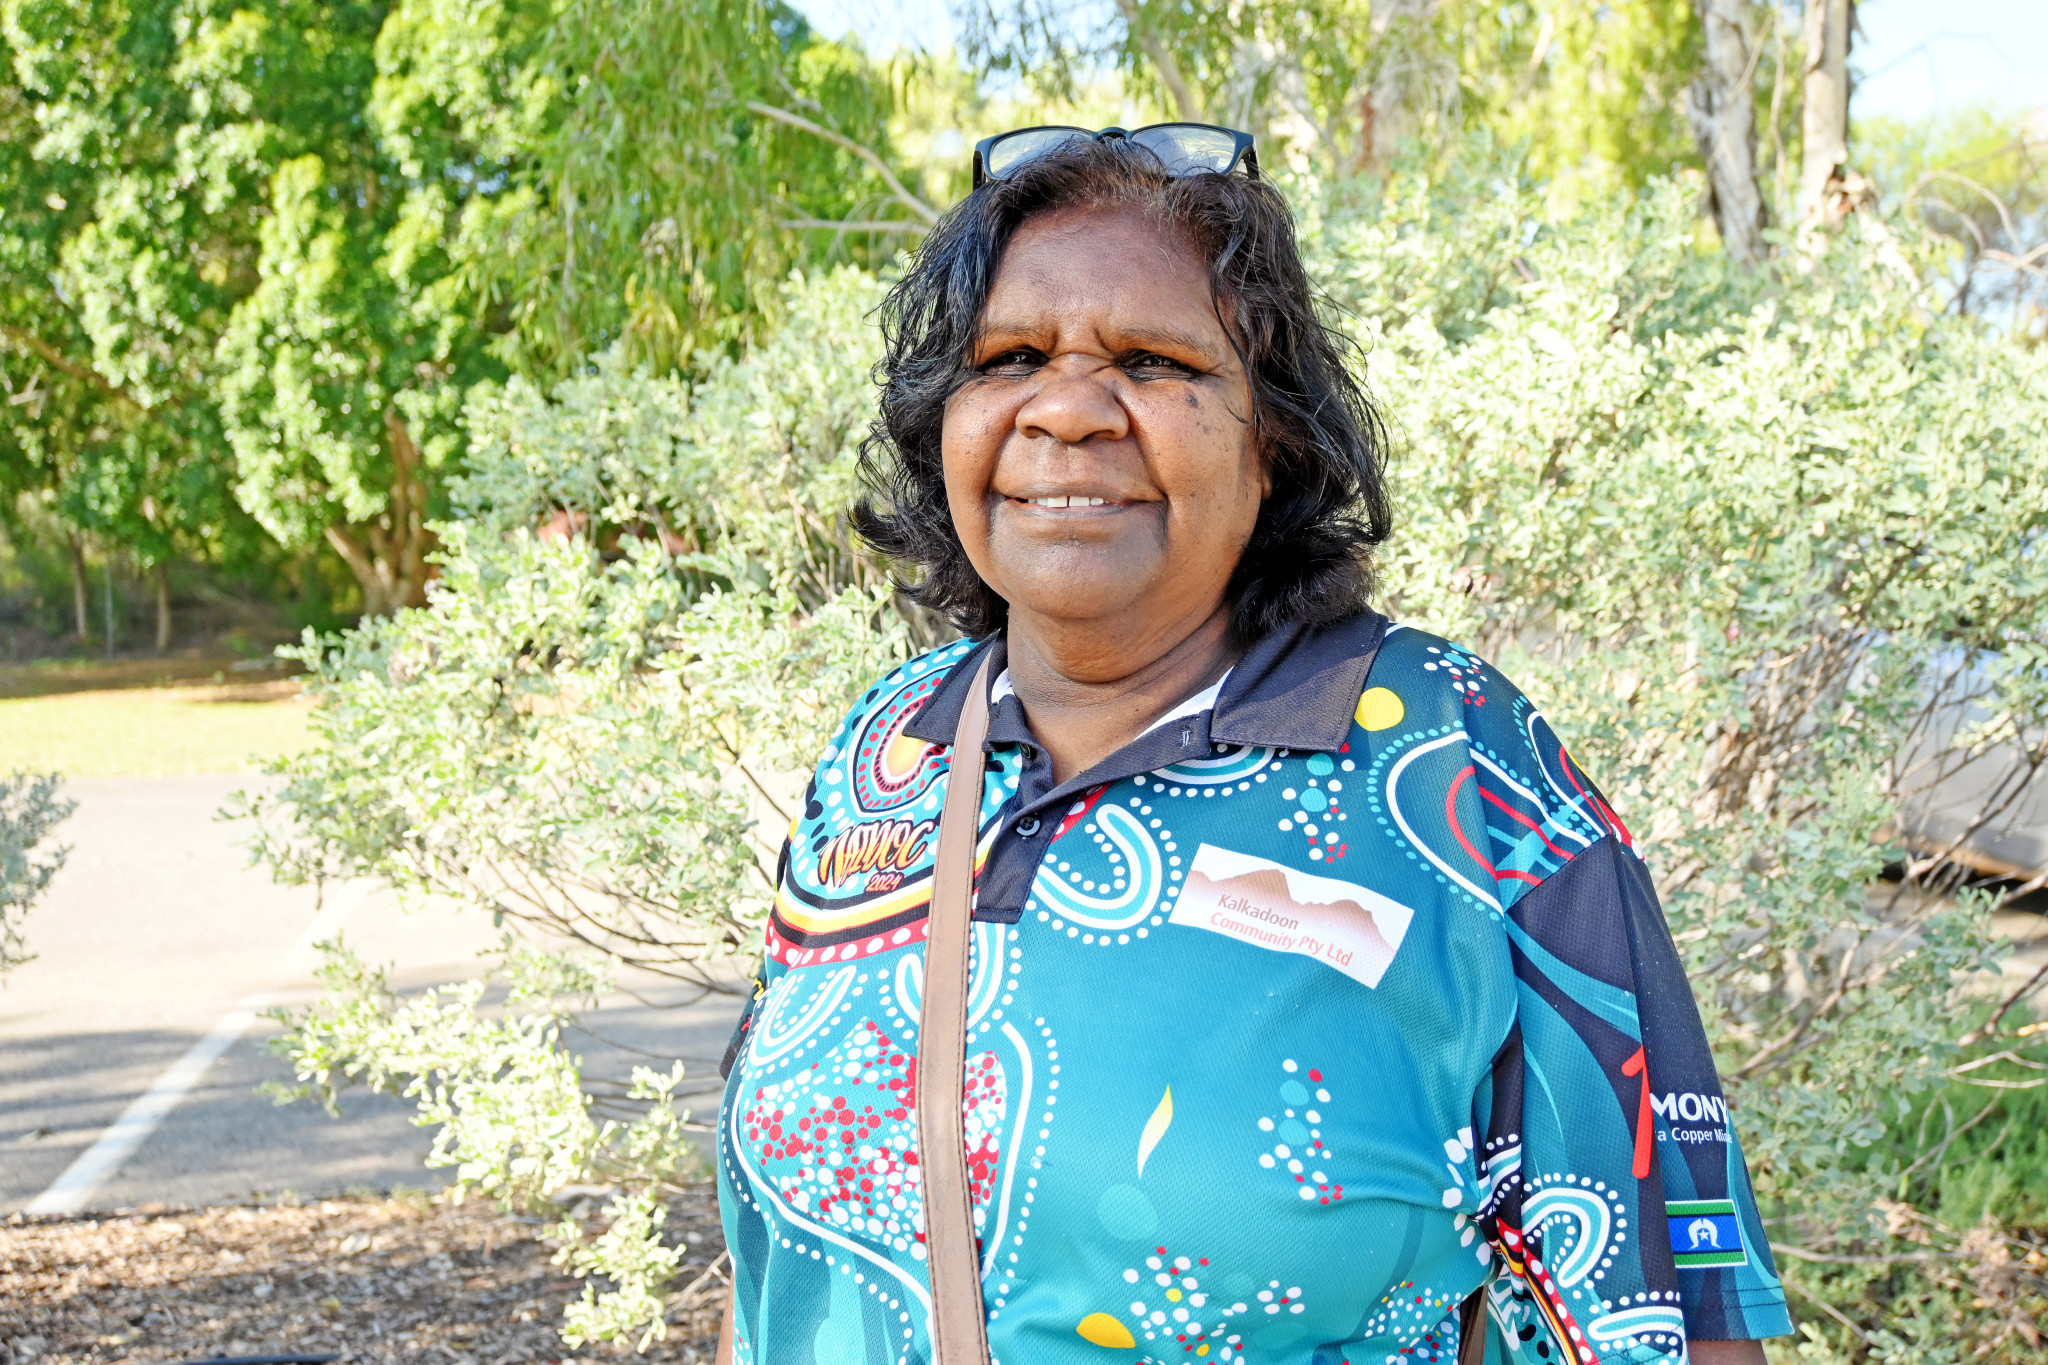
xmin=983 ymin=204 xmax=1218 ymax=335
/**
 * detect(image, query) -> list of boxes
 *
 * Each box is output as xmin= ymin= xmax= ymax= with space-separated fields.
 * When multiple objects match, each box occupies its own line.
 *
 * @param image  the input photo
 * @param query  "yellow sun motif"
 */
xmin=1355 ymin=687 xmax=1405 ymax=731
xmin=1076 ymin=1312 xmax=1137 ymax=1349
xmin=881 ymin=732 xmax=930 ymax=782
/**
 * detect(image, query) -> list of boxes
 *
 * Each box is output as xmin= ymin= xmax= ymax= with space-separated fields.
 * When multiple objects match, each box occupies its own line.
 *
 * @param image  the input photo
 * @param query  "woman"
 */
xmin=716 ymin=127 xmax=1788 ymax=1365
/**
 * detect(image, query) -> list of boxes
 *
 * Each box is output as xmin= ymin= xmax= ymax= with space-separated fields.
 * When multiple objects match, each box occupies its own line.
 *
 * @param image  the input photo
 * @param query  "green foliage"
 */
xmin=1856 ymin=102 xmax=2048 ymax=329
xmin=1 ymin=0 xmax=919 ymax=624
xmin=1446 ymin=0 xmax=1703 ymax=204
xmin=1872 ymin=1065 xmax=2048 ymax=1234
xmin=1320 ymin=168 xmax=2048 ymax=1200
xmin=1309 ymin=166 xmax=2048 ymax=1357
xmin=0 ymin=0 xmax=258 ymax=594
xmin=376 ymin=0 xmax=918 ymax=378
xmin=1775 ymin=1047 xmax=2048 ymax=1362
xmin=960 ymin=1 xmax=1715 ymax=198
xmin=0 ymin=771 xmax=73 ymax=973
xmin=238 ymin=268 xmax=909 ymax=980
xmin=250 ymin=266 xmax=915 ymax=1341
xmin=263 ymin=936 xmax=702 ymax=1345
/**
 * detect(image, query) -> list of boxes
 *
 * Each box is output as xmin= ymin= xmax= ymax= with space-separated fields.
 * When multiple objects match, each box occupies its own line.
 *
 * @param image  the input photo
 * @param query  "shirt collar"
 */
xmin=903 ymin=610 xmax=1389 ymax=752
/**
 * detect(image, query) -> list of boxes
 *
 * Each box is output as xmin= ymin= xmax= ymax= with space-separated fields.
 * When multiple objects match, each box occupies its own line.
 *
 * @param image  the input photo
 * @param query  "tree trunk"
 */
xmin=326 ymin=409 xmax=436 ymax=617
xmin=1686 ymin=0 xmax=1769 ymax=266
xmin=1798 ymin=0 xmax=1854 ymax=228
xmin=1359 ymin=0 xmax=1445 ymax=172
xmin=102 ymin=554 xmax=115 ymax=658
xmin=154 ymin=561 xmax=172 ymax=654
xmin=1115 ymin=0 xmax=1200 ymax=121
xmin=65 ymin=532 xmax=90 ymax=645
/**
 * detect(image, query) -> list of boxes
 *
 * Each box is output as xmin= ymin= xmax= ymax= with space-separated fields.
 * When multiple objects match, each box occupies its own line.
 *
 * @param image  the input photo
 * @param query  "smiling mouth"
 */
xmin=1010 ymin=495 xmax=1130 ymax=509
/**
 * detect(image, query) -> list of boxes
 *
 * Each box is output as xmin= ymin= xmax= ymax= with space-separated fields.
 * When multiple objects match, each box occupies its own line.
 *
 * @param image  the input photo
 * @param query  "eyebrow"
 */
xmin=975 ymin=317 xmax=1223 ymax=360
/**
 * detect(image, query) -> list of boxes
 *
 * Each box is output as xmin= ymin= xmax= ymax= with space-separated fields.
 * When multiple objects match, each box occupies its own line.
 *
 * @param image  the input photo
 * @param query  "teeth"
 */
xmin=1027 ymin=496 xmax=1109 ymax=507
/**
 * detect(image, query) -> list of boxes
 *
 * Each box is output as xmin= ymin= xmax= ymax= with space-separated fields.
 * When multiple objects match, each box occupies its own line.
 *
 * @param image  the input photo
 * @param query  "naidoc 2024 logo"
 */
xmin=814 ymin=817 xmax=937 ymax=894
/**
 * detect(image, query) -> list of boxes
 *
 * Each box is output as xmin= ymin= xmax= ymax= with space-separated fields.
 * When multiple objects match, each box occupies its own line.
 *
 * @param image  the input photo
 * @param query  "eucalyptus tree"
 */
xmin=378 ymin=0 xmax=916 ymax=381
xmin=4 ymin=0 xmax=915 ymax=618
xmin=0 ymin=0 xmax=242 ymax=641
xmin=961 ymin=1 xmax=1726 ymax=204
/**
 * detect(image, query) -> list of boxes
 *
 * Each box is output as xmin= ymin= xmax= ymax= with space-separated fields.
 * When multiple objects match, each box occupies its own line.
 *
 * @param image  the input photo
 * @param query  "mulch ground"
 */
xmin=0 ymin=1188 xmax=727 ymax=1364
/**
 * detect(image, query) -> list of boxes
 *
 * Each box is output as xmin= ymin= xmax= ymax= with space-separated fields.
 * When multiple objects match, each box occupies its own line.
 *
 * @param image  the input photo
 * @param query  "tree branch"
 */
xmin=0 ymin=325 xmax=142 ymax=413
xmin=744 ymin=102 xmax=939 ymax=225
xmin=780 ymin=218 xmax=930 ymax=234
xmin=1114 ymin=0 xmax=1201 ymax=121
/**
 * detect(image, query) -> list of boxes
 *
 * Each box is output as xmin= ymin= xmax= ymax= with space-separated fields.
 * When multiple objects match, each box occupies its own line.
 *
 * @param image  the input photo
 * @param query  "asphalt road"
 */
xmin=0 ymin=776 xmax=746 ymax=1214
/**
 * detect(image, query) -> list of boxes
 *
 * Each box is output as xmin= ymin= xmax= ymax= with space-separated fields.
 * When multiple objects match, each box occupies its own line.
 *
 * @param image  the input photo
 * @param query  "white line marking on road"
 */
xmin=24 ymin=881 xmax=372 ymax=1215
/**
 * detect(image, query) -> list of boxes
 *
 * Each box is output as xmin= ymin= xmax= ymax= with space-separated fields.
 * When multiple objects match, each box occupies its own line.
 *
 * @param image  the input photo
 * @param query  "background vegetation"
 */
xmin=7 ymin=0 xmax=2048 ymax=1358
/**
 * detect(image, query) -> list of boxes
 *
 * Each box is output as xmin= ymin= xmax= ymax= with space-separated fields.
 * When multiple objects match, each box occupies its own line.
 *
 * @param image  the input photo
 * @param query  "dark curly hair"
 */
xmin=853 ymin=135 xmax=1392 ymax=643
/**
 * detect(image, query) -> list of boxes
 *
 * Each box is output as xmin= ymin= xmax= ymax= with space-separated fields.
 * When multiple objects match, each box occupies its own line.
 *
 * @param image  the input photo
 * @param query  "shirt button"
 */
xmin=1015 ymin=815 xmax=1042 ymax=837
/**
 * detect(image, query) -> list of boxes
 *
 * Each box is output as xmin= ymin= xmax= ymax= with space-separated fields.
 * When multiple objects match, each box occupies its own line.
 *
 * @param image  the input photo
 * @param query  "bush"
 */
xmin=1309 ymin=169 xmax=2048 ymax=1356
xmin=249 ymin=180 xmax=2048 ymax=1352
xmin=0 ymin=771 xmax=73 ymax=974
xmin=243 ymin=267 xmax=917 ymax=1345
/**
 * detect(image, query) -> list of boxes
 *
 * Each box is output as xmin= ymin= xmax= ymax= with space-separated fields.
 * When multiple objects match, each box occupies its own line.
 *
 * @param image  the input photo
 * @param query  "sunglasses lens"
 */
xmin=984 ymin=127 xmax=1092 ymax=179
xmin=1130 ymin=125 xmax=1243 ymax=174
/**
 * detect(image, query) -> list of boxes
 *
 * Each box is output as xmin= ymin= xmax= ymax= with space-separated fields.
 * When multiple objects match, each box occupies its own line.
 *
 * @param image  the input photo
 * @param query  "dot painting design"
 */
xmin=1254 ymin=1059 xmax=1346 ymax=1205
xmin=1273 ymin=749 xmax=1353 ymax=863
xmin=1115 ymin=1246 xmax=1291 ymax=1359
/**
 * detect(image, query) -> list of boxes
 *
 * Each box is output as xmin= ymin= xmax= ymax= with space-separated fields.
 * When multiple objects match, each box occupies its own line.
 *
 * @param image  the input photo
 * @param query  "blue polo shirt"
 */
xmin=717 ymin=613 xmax=1790 ymax=1365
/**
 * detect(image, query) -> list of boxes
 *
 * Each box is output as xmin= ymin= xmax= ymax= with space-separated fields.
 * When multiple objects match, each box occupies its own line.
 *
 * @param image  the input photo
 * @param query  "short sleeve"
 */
xmin=1471 ymin=836 xmax=1791 ymax=1363
xmin=718 ymin=829 xmax=796 ymax=1080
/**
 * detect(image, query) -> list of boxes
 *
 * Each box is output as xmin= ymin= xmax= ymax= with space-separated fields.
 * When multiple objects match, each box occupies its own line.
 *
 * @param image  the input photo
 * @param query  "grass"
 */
xmin=0 ymin=683 xmax=312 ymax=777
xmin=1891 ymin=1064 xmax=2048 ymax=1231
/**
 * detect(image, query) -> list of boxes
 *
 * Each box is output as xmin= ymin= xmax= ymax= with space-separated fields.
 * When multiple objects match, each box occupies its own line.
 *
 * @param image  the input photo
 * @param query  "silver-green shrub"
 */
xmin=244 ymin=266 xmax=918 ymax=1344
xmin=1314 ymin=176 xmax=2048 ymax=1357
xmin=1 ymin=772 xmax=73 ymax=975
xmin=250 ymin=187 xmax=2048 ymax=1353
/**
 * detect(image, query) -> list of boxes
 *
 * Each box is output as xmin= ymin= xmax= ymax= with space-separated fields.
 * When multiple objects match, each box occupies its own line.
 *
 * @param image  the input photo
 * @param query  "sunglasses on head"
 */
xmin=972 ymin=123 xmax=1260 ymax=189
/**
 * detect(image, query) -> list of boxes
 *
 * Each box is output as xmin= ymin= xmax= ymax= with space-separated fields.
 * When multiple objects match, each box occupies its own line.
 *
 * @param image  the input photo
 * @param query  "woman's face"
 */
xmin=942 ymin=205 xmax=1267 ymax=657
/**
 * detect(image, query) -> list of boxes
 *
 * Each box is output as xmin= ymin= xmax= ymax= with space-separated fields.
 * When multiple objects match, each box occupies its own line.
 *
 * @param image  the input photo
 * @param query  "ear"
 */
xmin=1250 ymin=427 xmax=1275 ymax=500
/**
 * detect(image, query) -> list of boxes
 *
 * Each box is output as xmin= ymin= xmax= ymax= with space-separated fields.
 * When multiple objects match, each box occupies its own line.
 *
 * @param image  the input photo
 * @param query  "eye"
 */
xmin=1122 ymin=351 xmax=1198 ymax=378
xmin=978 ymin=346 xmax=1044 ymax=374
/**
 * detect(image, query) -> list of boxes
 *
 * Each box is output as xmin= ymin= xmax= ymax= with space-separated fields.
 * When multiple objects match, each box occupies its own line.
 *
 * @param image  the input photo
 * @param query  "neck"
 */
xmin=1003 ymin=599 xmax=1239 ymax=785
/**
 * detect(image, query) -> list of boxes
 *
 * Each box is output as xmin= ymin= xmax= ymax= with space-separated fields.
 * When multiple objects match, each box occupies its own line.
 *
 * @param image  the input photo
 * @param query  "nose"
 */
xmin=1013 ymin=359 xmax=1129 ymax=447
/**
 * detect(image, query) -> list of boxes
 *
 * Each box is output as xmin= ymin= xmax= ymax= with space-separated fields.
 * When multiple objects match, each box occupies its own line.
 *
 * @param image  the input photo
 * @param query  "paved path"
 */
xmin=0 ymin=777 xmax=745 ymax=1214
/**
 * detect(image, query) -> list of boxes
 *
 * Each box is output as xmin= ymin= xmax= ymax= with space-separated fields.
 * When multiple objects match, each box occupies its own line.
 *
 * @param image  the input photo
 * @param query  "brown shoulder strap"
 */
xmin=1458 ymin=1284 xmax=1488 ymax=1365
xmin=918 ymin=653 xmax=995 ymax=1365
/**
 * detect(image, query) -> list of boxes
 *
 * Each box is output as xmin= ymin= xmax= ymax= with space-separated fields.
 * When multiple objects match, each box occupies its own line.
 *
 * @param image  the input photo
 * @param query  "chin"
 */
xmin=1010 ymin=578 xmax=1138 ymax=620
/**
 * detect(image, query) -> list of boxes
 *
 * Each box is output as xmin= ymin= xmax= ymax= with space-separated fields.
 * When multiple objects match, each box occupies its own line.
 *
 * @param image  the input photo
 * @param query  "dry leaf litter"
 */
xmin=0 ymin=1187 xmax=727 ymax=1364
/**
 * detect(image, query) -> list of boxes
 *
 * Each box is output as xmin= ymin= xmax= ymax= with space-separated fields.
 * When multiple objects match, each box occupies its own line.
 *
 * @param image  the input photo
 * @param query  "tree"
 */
xmin=0 ymin=0 xmax=249 ymax=645
xmin=1686 ymin=0 xmax=1768 ymax=263
xmin=960 ymin=0 xmax=1386 ymax=174
xmin=1797 ymin=0 xmax=1853 ymax=228
xmin=1450 ymin=1 xmax=1701 ymax=202
xmin=245 ymin=270 xmax=914 ymax=1343
xmin=4 ymin=0 xmax=920 ymax=620
xmin=1860 ymin=102 xmax=2048 ymax=327
xmin=374 ymin=0 xmax=923 ymax=382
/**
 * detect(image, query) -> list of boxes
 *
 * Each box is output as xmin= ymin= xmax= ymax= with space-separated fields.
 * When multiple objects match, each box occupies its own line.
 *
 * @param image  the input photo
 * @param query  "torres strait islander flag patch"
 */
xmin=1667 ymin=1199 xmax=1748 ymax=1268
xmin=1169 ymin=843 xmax=1415 ymax=988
